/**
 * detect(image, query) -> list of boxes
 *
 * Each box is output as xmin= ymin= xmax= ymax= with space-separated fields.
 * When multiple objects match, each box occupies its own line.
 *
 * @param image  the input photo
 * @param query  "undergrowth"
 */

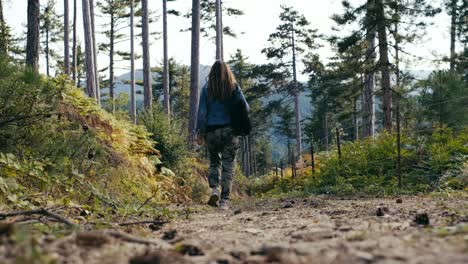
xmin=0 ymin=58 xmax=190 ymax=218
xmin=245 ymin=128 xmax=468 ymax=197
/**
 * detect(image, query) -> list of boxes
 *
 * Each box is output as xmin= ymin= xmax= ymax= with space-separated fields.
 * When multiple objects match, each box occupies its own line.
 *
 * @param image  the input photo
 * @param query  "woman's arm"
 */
xmin=196 ymin=86 xmax=208 ymax=134
xmin=238 ymin=86 xmax=250 ymax=112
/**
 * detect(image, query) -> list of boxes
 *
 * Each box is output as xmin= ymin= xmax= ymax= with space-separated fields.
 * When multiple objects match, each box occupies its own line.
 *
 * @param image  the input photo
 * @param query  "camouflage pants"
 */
xmin=205 ymin=127 xmax=240 ymax=200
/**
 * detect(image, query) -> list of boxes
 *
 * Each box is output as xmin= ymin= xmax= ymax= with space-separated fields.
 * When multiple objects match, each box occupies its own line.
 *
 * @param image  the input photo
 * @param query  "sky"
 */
xmin=4 ymin=0 xmax=453 ymax=80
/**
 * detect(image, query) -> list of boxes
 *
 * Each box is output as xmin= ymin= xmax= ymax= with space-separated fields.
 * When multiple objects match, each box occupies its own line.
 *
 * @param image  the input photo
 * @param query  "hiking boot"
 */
xmin=207 ymin=188 xmax=219 ymax=207
xmin=219 ymin=199 xmax=229 ymax=210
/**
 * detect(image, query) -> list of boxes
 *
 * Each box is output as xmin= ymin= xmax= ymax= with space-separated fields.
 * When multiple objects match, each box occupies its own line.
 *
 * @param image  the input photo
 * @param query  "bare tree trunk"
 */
xmin=72 ymin=0 xmax=77 ymax=84
xmin=324 ymin=107 xmax=329 ymax=151
xmin=90 ymin=0 xmax=100 ymax=105
xmin=188 ymin=0 xmax=200 ymax=144
xmin=291 ymin=22 xmax=302 ymax=159
xmin=220 ymin=0 xmax=224 ymax=60
xmin=26 ymin=0 xmax=40 ymax=71
xmin=376 ymin=0 xmax=392 ymax=132
xmin=64 ymin=0 xmax=70 ymax=75
xmin=363 ymin=0 xmax=375 ymax=138
xmin=215 ymin=0 xmax=222 ymax=60
xmin=142 ymin=0 xmax=152 ymax=109
xmin=394 ymin=2 xmax=400 ymax=87
xmin=354 ymin=98 xmax=359 ymax=141
xmin=163 ymin=0 xmax=170 ymax=115
xmin=46 ymin=27 xmax=50 ymax=76
xmin=82 ymin=0 xmax=97 ymax=99
xmin=129 ymin=0 xmax=136 ymax=123
xmin=0 ymin=0 xmax=7 ymax=54
xmin=248 ymin=135 xmax=253 ymax=176
xmin=109 ymin=10 xmax=115 ymax=112
xmin=449 ymin=0 xmax=457 ymax=71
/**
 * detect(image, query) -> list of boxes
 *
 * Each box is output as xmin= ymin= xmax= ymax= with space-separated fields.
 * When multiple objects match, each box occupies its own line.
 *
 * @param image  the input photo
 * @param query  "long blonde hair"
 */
xmin=207 ymin=60 xmax=237 ymax=101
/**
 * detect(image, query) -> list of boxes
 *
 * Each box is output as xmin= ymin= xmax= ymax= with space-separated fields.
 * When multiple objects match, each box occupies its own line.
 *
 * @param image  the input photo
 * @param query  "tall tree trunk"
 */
xmin=90 ymin=0 xmax=100 ymax=105
xmin=353 ymin=98 xmax=359 ymax=141
xmin=291 ymin=22 xmax=302 ymax=159
xmin=215 ymin=0 xmax=222 ymax=60
xmin=109 ymin=10 xmax=115 ymax=112
xmin=376 ymin=0 xmax=392 ymax=132
xmin=394 ymin=2 xmax=400 ymax=87
xmin=248 ymin=135 xmax=253 ymax=176
xmin=0 ymin=0 xmax=6 ymax=54
xmin=142 ymin=0 xmax=152 ymax=109
xmin=0 ymin=0 xmax=9 ymax=55
xmin=363 ymin=0 xmax=375 ymax=138
xmin=26 ymin=0 xmax=40 ymax=71
xmin=188 ymin=0 xmax=200 ymax=143
xmin=129 ymin=0 xmax=136 ymax=123
xmin=449 ymin=0 xmax=457 ymax=71
xmin=72 ymin=0 xmax=77 ymax=84
xmin=324 ymin=106 xmax=329 ymax=151
xmin=82 ymin=0 xmax=97 ymax=99
xmin=64 ymin=0 xmax=70 ymax=75
xmin=163 ymin=0 xmax=170 ymax=116
xmin=220 ymin=0 xmax=224 ymax=60
xmin=46 ymin=28 xmax=50 ymax=76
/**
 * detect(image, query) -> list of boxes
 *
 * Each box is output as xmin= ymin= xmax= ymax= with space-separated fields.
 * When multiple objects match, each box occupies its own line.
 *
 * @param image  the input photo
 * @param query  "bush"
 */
xmin=139 ymin=105 xmax=189 ymax=168
xmin=0 ymin=57 xmax=191 ymax=212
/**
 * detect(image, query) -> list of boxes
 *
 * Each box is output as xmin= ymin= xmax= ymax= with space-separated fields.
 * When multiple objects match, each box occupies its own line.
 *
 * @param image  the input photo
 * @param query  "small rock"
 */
xmin=396 ymin=198 xmax=403 ymax=203
xmin=76 ymin=232 xmax=110 ymax=247
xmin=79 ymin=209 xmax=90 ymax=216
xmin=233 ymin=209 xmax=242 ymax=215
xmin=0 ymin=223 xmax=15 ymax=237
xmin=162 ymin=230 xmax=177 ymax=240
xmin=130 ymin=250 xmax=189 ymax=264
xmin=283 ymin=203 xmax=293 ymax=209
xmin=376 ymin=207 xmax=385 ymax=217
xmin=175 ymin=244 xmax=204 ymax=256
xmin=414 ymin=213 xmax=430 ymax=226
xmin=290 ymin=200 xmax=296 ymax=204
xmin=230 ymin=251 xmax=247 ymax=261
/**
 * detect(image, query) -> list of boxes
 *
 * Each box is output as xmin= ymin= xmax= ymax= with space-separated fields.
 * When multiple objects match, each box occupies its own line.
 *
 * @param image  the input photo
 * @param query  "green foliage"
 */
xmin=0 ymin=57 xmax=190 ymax=212
xmin=139 ymin=105 xmax=188 ymax=168
xmin=417 ymin=71 xmax=468 ymax=129
xmin=248 ymin=128 xmax=468 ymax=196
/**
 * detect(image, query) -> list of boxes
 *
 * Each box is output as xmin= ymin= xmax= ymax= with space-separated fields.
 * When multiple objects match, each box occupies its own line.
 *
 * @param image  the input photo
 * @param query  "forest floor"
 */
xmin=1 ymin=195 xmax=468 ymax=264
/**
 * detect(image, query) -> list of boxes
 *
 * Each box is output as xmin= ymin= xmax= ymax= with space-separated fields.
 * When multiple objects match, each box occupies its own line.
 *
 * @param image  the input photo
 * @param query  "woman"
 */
xmin=196 ymin=60 xmax=249 ymax=210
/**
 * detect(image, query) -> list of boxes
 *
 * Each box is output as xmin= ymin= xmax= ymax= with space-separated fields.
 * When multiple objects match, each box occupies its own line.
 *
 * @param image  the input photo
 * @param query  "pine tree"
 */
xmin=72 ymin=0 xmax=77 ymax=83
xmin=98 ymin=0 xmax=134 ymax=112
xmin=141 ymin=0 xmax=152 ymax=109
xmin=90 ymin=0 xmax=100 ymax=104
xmin=26 ymin=0 xmax=40 ymax=70
xmin=262 ymin=5 xmax=320 ymax=160
xmin=129 ymin=0 xmax=136 ymax=123
xmin=40 ymin=0 xmax=63 ymax=77
xmin=82 ymin=0 xmax=97 ymax=99
xmin=188 ymin=0 xmax=200 ymax=144
xmin=215 ymin=0 xmax=222 ymax=60
xmin=64 ymin=0 xmax=70 ymax=75
xmin=332 ymin=0 xmax=440 ymax=133
xmin=0 ymin=0 xmax=10 ymax=55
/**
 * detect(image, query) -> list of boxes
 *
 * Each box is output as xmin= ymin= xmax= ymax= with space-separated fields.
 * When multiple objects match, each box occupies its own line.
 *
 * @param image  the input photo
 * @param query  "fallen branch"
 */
xmin=0 ymin=208 xmax=76 ymax=227
xmin=137 ymin=187 xmax=159 ymax=211
xmin=119 ymin=220 xmax=168 ymax=226
xmin=104 ymin=230 xmax=172 ymax=249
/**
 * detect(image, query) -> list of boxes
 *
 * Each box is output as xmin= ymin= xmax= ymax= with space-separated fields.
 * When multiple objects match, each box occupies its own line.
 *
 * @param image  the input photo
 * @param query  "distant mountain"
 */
xmin=99 ymin=65 xmax=212 ymax=105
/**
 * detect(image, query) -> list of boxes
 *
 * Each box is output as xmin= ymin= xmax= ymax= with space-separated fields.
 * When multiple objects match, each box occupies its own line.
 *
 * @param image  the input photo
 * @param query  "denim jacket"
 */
xmin=196 ymin=84 xmax=249 ymax=134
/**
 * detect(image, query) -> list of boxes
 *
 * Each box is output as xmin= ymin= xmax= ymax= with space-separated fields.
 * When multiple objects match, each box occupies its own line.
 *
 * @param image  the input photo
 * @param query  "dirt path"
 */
xmin=155 ymin=195 xmax=468 ymax=264
xmin=2 ymin=195 xmax=467 ymax=264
